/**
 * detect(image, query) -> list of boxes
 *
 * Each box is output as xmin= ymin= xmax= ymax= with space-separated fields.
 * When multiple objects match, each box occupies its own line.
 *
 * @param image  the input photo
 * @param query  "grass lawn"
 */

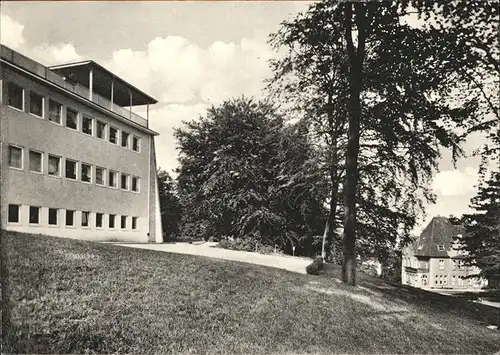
xmin=2 ymin=231 xmax=499 ymax=354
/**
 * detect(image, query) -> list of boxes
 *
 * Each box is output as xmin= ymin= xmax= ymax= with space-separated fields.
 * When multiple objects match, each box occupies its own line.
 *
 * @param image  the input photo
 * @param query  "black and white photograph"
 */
xmin=0 ymin=1 xmax=499 ymax=354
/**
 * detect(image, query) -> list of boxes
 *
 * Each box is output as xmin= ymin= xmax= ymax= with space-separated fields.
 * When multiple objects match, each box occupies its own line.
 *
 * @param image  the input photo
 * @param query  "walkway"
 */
xmin=112 ymin=241 xmax=313 ymax=274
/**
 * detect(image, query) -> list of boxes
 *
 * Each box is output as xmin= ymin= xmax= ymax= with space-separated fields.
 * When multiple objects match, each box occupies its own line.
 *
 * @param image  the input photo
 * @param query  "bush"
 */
xmin=306 ymin=256 xmax=324 ymax=275
xmin=217 ymin=238 xmax=281 ymax=255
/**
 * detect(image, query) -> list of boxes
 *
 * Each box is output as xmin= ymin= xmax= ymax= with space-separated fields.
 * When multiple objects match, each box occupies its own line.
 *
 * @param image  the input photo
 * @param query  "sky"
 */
xmin=0 ymin=1 xmax=488 ymax=234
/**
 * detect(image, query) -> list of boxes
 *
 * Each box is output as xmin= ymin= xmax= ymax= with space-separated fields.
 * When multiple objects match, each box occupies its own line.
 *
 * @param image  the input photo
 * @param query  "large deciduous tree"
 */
xmin=269 ymin=1 xmax=495 ymax=285
xmin=175 ymin=97 xmax=326 ymax=255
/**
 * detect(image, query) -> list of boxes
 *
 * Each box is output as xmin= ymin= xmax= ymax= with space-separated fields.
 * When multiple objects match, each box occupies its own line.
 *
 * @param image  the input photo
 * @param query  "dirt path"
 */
xmin=112 ymin=241 xmax=312 ymax=274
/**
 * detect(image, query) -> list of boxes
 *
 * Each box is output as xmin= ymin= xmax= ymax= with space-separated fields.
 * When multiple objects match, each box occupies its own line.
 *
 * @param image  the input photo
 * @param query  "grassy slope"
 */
xmin=2 ymin=231 xmax=499 ymax=354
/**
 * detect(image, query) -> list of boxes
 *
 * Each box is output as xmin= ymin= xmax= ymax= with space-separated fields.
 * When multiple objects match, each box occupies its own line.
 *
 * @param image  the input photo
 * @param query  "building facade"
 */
xmin=401 ymin=216 xmax=487 ymax=290
xmin=0 ymin=45 xmax=162 ymax=243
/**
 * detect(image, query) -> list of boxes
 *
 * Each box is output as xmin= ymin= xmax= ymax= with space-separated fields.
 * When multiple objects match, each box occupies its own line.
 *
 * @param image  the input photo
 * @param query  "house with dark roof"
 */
xmin=401 ymin=216 xmax=488 ymax=290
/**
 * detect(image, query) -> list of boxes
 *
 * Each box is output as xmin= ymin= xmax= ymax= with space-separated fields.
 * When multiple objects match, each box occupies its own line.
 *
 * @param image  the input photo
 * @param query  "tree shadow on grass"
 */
xmin=322 ymin=263 xmax=500 ymax=327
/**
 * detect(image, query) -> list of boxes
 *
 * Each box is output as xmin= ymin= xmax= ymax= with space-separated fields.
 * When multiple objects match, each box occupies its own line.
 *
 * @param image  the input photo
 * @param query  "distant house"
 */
xmin=401 ymin=216 xmax=487 ymax=290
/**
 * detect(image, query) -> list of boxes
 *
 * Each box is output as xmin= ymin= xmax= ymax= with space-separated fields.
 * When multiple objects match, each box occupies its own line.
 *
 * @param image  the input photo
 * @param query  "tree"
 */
xmin=175 ymin=97 xmax=326 ymax=254
xmin=157 ymin=169 xmax=182 ymax=241
xmin=459 ymin=172 xmax=500 ymax=286
xmin=269 ymin=1 xmax=495 ymax=285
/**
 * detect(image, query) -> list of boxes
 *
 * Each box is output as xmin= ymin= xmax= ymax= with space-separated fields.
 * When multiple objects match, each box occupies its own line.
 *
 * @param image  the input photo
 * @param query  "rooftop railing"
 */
xmin=1 ymin=46 xmax=148 ymax=128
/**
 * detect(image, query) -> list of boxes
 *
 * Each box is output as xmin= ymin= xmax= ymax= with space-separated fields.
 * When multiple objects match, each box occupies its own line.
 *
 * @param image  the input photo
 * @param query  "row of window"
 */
xmin=6 ymin=81 xmax=142 ymax=152
xmin=8 ymin=204 xmax=139 ymax=230
xmin=7 ymin=145 xmax=140 ymax=192
xmin=417 ymin=274 xmax=480 ymax=287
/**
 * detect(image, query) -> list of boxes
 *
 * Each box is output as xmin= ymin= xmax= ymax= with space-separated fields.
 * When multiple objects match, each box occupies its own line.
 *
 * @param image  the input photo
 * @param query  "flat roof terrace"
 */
xmin=0 ymin=45 xmax=158 ymax=130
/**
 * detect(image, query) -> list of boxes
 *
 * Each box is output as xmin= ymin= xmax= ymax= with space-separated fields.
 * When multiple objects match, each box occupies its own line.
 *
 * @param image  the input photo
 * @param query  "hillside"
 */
xmin=2 ymin=231 xmax=499 ymax=354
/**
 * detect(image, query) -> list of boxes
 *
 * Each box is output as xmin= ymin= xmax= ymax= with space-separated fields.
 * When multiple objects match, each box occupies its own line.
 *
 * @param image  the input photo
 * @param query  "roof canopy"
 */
xmin=49 ymin=61 xmax=157 ymax=107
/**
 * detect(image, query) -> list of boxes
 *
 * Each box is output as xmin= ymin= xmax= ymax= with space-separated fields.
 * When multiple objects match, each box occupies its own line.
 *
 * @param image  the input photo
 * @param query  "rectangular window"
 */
xmin=82 ymin=115 xmax=93 ymax=135
xmin=109 ymin=126 xmax=118 ymax=144
xmin=132 ymin=136 xmax=140 ymax=152
xmin=96 ymin=213 xmax=103 ymax=228
xmin=132 ymin=216 xmax=138 ymax=230
xmin=452 ymin=260 xmax=456 ymax=270
xmin=29 ymin=206 xmax=40 ymax=224
xmin=8 ymin=82 xmax=24 ymax=110
xmin=66 ymin=210 xmax=75 ymax=226
xmin=65 ymin=159 xmax=77 ymax=180
xmin=131 ymin=176 xmax=140 ymax=192
xmin=451 ymin=276 xmax=456 ymax=286
xmin=109 ymin=214 xmax=116 ymax=229
xmin=48 ymin=155 xmax=61 ymax=176
xmin=29 ymin=150 xmax=42 ymax=173
xmin=121 ymin=174 xmax=129 ymax=190
xmin=121 ymin=215 xmax=127 ymax=229
xmin=437 ymin=245 xmax=445 ymax=252
xmin=29 ymin=92 xmax=44 ymax=117
xmin=66 ymin=108 xmax=78 ymax=130
xmin=8 ymin=204 xmax=20 ymax=223
xmin=121 ymin=131 xmax=130 ymax=148
xmin=96 ymin=120 xmax=107 ymax=139
xmin=48 ymin=208 xmax=58 ymax=226
xmin=48 ymin=99 xmax=62 ymax=124
xmin=8 ymin=145 xmax=23 ymax=169
xmin=81 ymin=163 xmax=92 ymax=183
xmin=81 ymin=211 xmax=90 ymax=227
xmin=96 ymin=166 xmax=106 ymax=186
xmin=109 ymin=171 xmax=117 ymax=188
xmin=439 ymin=259 xmax=445 ymax=270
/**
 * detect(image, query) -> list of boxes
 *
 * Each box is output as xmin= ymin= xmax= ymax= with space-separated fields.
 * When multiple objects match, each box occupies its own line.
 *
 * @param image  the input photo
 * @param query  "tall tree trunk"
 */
xmin=342 ymin=3 xmax=367 ymax=286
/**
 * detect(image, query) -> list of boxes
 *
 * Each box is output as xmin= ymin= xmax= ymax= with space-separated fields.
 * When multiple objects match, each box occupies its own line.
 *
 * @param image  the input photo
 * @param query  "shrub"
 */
xmin=306 ymin=256 xmax=324 ymax=275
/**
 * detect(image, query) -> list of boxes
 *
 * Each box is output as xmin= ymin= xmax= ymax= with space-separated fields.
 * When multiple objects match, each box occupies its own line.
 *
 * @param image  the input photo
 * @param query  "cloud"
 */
xmin=105 ymin=34 xmax=273 ymax=105
xmin=432 ymin=167 xmax=479 ymax=197
xmin=0 ymin=15 xmax=25 ymax=49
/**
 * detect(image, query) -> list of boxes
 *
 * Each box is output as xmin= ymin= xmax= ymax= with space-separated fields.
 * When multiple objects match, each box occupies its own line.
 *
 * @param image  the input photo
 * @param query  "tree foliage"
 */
xmin=157 ymin=169 xmax=182 ymax=241
xmin=175 ymin=97 xmax=327 ymax=255
xmin=268 ymin=0 xmax=497 ymax=284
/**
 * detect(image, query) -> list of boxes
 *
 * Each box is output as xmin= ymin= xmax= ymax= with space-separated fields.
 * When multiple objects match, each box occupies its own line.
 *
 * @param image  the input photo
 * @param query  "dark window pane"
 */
xmin=121 ymin=174 xmax=128 ymax=190
xmin=29 ymin=92 xmax=44 ymax=117
xmin=132 ymin=217 xmax=137 ymax=230
xmin=81 ymin=164 xmax=92 ymax=182
xmin=48 ymin=208 xmax=58 ymax=225
xmin=29 ymin=151 xmax=42 ymax=173
xmin=109 ymin=127 xmax=118 ymax=144
xmin=66 ymin=210 xmax=75 ymax=226
xmin=48 ymin=155 xmax=60 ymax=176
xmin=121 ymin=216 xmax=127 ymax=229
xmin=8 ymin=146 xmax=22 ymax=169
xmin=82 ymin=116 xmax=93 ymax=135
xmin=97 ymin=121 xmax=106 ymax=139
xmin=109 ymin=214 xmax=116 ymax=228
xmin=66 ymin=108 xmax=78 ymax=129
xmin=8 ymin=83 xmax=23 ymax=110
xmin=132 ymin=136 xmax=140 ymax=152
xmin=48 ymin=99 xmax=62 ymax=123
xmin=8 ymin=204 xmax=20 ymax=223
xmin=96 ymin=167 xmax=105 ymax=185
xmin=82 ymin=212 xmax=90 ymax=227
xmin=96 ymin=213 xmax=103 ymax=228
xmin=65 ymin=160 xmax=77 ymax=179
xmin=29 ymin=206 xmax=40 ymax=224
xmin=121 ymin=132 xmax=129 ymax=148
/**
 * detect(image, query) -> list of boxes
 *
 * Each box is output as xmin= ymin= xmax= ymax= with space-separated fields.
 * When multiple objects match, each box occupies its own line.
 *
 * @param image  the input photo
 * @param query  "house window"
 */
xmin=121 ymin=215 xmax=127 ymax=229
xmin=132 ymin=217 xmax=138 ymax=230
xmin=452 ymin=260 xmax=456 ymax=270
xmin=96 ymin=213 xmax=103 ymax=228
xmin=121 ymin=174 xmax=129 ymax=190
xmin=81 ymin=211 xmax=90 ymax=227
xmin=66 ymin=108 xmax=78 ymax=130
xmin=81 ymin=163 xmax=92 ymax=183
xmin=48 ymin=208 xmax=58 ymax=226
xmin=29 ymin=206 xmax=40 ymax=224
xmin=451 ymin=276 xmax=456 ymax=286
xmin=8 ymin=82 xmax=24 ymax=110
xmin=65 ymin=159 xmax=77 ymax=180
xmin=8 ymin=204 xmax=20 ymax=223
xmin=96 ymin=120 xmax=107 ymax=139
xmin=109 ymin=214 xmax=116 ymax=229
xmin=29 ymin=92 xmax=44 ymax=117
xmin=132 ymin=136 xmax=140 ymax=152
xmin=438 ymin=259 xmax=445 ymax=270
xmin=8 ymin=145 xmax=23 ymax=169
xmin=121 ymin=131 xmax=130 ymax=148
xmin=48 ymin=99 xmax=62 ymax=124
xmin=132 ymin=176 xmax=140 ymax=192
xmin=437 ymin=245 xmax=445 ymax=252
xmin=421 ymin=275 xmax=427 ymax=286
xmin=109 ymin=126 xmax=118 ymax=144
xmin=109 ymin=171 xmax=118 ymax=188
xmin=29 ymin=150 xmax=43 ymax=173
xmin=66 ymin=210 xmax=75 ymax=226
xmin=48 ymin=155 xmax=61 ymax=176
xmin=458 ymin=277 xmax=464 ymax=286
xmin=82 ymin=115 xmax=93 ymax=135
xmin=443 ymin=276 xmax=447 ymax=285
xmin=96 ymin=167 xmax=106 ymax=186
